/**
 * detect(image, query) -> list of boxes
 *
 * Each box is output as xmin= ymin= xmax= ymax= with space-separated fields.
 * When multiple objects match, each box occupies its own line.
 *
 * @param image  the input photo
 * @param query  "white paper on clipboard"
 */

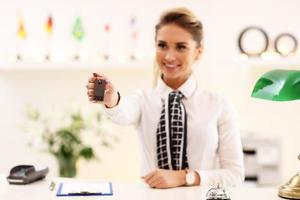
xmin=56 ymin=181 xmax=113 ymax=196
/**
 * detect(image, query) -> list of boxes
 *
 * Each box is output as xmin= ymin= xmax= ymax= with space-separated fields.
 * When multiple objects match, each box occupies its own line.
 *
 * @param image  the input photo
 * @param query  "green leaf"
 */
xmin=57 ymin=129 xmax=81 ymax=144
xmin=79 ymin=147 xmax=94 ymax=160
xmin=58 ymin=145 xmax=74 ymax=158
xmin=22 ymin=104 xmax=118 ymax=168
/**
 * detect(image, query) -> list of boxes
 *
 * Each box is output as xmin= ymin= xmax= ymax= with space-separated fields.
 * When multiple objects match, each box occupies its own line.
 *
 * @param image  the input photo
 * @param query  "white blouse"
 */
xmin=104 ymin=75 xmax=244 ymax=187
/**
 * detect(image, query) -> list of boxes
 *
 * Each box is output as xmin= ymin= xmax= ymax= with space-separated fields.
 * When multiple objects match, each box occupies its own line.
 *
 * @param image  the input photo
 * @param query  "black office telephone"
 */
xmin=7 ymin=165 xmax=49 ymax=185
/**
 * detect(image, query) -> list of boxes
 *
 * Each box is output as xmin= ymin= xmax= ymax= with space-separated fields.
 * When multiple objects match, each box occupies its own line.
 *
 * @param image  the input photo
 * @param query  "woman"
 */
xmin=86 ymin=7 xmax=244 ymax=188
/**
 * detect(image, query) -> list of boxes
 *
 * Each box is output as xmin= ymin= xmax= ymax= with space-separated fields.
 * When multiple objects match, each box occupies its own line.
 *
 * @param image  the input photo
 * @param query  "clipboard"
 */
xmin=56 ymin=181 xmax=113 ymax=196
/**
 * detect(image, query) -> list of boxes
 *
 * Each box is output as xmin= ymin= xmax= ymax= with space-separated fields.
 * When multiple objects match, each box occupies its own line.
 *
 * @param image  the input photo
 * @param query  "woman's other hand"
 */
xmin=142 ymin=169 xmax=186 ymax=189
xmin=87 ymin=72 xmax=119 ymax=108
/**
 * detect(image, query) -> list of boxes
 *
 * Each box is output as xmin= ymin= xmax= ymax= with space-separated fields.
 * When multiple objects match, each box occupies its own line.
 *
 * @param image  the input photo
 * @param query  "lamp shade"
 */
xmin=251 ymin=69 xmax=300 ymax=101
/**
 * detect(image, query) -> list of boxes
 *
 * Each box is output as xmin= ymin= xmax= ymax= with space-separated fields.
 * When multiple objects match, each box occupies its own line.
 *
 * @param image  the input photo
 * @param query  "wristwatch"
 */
xmin=185 ymin=170 xmax=196 ymax=186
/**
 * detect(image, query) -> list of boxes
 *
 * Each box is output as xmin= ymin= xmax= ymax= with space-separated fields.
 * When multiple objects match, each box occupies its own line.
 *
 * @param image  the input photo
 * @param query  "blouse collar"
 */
xmin=155 ymin=74 xmax=197 ymax=100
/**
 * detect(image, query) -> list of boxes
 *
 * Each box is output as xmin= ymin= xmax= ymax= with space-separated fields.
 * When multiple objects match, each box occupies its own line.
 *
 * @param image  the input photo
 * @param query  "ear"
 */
xmin=194 ymin=47 xmax=202 ymax=60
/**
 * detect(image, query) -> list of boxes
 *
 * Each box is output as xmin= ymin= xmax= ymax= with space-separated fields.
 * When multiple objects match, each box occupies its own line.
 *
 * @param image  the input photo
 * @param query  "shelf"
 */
xmin=0 ymin=60 xmax=153 ymax=72
xmin=234 ymin=56 xmax=300 ymax=68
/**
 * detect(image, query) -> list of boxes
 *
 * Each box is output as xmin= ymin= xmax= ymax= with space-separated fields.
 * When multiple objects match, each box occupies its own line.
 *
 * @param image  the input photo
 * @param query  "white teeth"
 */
xmin=164 ymin=64 xmax=178 ymax=68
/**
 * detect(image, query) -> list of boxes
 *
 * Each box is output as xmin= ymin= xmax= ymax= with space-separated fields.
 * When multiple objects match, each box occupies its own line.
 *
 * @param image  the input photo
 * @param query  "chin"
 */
xmin=162 ymin=72 xmax=181 ymax=80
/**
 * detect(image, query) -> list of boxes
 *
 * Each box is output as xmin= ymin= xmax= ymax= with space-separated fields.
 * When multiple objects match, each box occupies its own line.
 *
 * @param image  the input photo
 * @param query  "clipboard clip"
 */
xmin=68 ymin=191 xmax=102 ymax=195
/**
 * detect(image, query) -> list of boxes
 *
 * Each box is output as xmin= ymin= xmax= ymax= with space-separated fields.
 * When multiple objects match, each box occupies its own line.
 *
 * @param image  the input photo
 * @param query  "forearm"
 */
xmin=104 ymin=92 xmax=141 ymax=126
xmin=143 ymin=169 xmax=200 ymax=189
xmin=196 ymin=167 xmax=244 ymax=187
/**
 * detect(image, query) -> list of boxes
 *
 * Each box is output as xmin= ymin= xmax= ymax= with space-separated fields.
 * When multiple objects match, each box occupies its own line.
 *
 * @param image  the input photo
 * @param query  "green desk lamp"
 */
xmin=251 ymin=69 xmax=300 ymax=199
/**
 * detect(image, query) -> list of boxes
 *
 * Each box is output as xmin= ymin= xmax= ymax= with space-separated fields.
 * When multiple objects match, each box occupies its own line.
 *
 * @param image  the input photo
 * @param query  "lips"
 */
xmin=163 ymin=62 xmax=180 ymax=68
xmin=162 ymin=62 xmax=181 ymax=75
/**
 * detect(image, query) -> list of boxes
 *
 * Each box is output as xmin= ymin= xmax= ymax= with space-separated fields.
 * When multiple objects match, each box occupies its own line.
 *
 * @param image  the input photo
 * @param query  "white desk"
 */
xmin=0 ymin=175 xmax=283 ymax=200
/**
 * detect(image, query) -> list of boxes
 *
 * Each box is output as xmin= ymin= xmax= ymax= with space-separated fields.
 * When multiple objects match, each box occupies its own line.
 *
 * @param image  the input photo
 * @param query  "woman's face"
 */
xmin=155 ymin=23 xmax=201 ymax=83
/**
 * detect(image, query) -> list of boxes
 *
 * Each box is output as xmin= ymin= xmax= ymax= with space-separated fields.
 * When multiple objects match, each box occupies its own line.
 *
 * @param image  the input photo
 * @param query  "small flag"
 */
xmin=72 ymin=17 xmax=85 ymax=42
xmin=129 ymin=16 xmax=138 ymax=39
xmin=104 ymin=24 xmax=110 ymax=33
xmin=130 ymin=16 xmax=136 ymax=27
xmin=45 ymin=15 xmax=53 ymax=35
xmin=17 ymin=15 xmax=27 ymax=40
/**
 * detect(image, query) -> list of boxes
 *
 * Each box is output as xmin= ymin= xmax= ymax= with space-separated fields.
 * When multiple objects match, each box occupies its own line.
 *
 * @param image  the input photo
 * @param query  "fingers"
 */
xmin=87 ymin=72 xmax=115 ymax=104
xmin=149 ymin=176 xmax=164 ymax=188
xmin=93 ymin=72 xmax=105 ymax=78
xmin=93 ymin=72 xmax=107 ymax=80
xmin=87 ymin=89 xmax=96 ymax=103
xmin=93 ymin=72 xmax=100 ymax=77
xmin=86 ymin=82 xmax=95 ymax=89
xmin=104 ymin=81 xmax=115 ymax=95
xmin=87 ymin=74 xmax=107 ymax=90
xmin=143 ymin=171 xmax=156 ymax=183
xmin=87 ymin=89 xmax=94 ymax=96
xmin=88 ymin=96 xmax=96 ymax=103
xmin=88 ymin=76 xmax=97 ymax=83
xmin=142 ymin=170 xmax=167 ymax=189
xmin=89 ymin=72 xmax=107 ymax=83
xmin=87 ymin=72 xmax=107 ymax=95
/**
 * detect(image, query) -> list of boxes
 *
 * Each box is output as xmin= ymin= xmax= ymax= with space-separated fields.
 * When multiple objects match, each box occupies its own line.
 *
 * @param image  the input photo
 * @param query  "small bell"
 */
xmin=206 ymin=183 xmax=231 ymax=200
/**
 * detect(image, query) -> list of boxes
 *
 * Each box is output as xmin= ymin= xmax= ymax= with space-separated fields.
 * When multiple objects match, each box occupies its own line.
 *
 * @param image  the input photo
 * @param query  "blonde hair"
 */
xmin=153 ymin=7 xmax=203 ymax=86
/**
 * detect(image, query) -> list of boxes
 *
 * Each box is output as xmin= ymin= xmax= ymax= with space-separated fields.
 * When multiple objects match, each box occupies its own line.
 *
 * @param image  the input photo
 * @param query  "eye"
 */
xmin=157 ymin=42 xmax=167 ymax=50
xmin=176 ymin=45 xmax=187 ymax=51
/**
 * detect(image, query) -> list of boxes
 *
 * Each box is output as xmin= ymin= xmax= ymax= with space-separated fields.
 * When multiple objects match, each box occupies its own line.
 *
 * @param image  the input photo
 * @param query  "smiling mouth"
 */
xmin=163 ymin=62 xmax=180 ymax=68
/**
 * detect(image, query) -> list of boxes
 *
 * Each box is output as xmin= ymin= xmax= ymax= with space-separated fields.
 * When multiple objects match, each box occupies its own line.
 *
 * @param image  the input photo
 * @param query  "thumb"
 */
xmin=93 ymin=72 xmax=100 ymax=77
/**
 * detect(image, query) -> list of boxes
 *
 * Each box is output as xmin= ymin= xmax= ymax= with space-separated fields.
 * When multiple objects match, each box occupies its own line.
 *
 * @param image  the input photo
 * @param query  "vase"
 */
xmin=57 ymin=156 xmax=77 ymax=178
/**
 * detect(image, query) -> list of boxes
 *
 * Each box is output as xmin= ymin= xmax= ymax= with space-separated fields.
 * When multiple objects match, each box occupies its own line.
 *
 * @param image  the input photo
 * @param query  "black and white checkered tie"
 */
xmin=156 ymin=91 xmax=189 ymax=170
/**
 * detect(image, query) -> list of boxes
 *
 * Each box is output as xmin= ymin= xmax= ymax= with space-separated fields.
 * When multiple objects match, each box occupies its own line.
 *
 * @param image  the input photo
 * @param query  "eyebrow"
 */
xmin=176 ymin=42 xmax=188 ymax=45
xmin=157 ymin=40 xmax=188 ymax=45
xmin=157 ymin=40 xmax=166 ymax=43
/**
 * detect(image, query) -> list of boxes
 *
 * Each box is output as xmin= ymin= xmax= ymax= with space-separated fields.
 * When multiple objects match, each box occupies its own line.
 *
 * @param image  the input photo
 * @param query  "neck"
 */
xmin=163 ymin=74 xmax=190 ymax=90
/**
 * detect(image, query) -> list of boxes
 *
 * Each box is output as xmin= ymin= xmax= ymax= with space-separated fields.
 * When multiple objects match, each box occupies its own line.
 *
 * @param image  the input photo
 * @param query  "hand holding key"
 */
xmin=86 ymin=73 xmax=119 ymax=108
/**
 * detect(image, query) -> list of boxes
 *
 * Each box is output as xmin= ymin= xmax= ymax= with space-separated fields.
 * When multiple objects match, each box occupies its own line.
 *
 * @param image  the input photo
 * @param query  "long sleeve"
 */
xmin=104 ymin=91 xmax=142 ymax=126
xmin=197 ymin=97 xmax=245 ymax=187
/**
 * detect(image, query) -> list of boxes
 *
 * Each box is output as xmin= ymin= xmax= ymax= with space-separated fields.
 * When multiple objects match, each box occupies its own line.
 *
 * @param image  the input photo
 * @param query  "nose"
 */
xmin=165 ymin=50 xmax=176 ymax=61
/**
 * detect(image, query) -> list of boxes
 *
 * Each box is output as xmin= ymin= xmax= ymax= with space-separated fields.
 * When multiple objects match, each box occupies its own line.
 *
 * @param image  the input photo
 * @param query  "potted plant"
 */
xmin=22 ymin=104 xmax=118 ymax=178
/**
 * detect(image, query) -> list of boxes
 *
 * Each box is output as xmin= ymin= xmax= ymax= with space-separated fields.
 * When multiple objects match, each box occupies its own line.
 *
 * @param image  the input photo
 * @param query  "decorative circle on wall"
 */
xmin=238 ymin=26 xmax=269 ymax=57
xmin=274 ymin=33 xmax=298 ymax=56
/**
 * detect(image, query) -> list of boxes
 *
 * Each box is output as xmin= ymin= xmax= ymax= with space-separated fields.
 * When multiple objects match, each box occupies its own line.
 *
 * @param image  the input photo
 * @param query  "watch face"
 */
xmin=186 ymin=172 xmax=196 ymax=185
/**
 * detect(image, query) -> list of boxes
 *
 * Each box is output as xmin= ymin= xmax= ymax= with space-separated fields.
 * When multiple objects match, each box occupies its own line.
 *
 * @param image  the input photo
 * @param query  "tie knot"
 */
xmin=169 ymin=91 xmax=184 ymax=101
